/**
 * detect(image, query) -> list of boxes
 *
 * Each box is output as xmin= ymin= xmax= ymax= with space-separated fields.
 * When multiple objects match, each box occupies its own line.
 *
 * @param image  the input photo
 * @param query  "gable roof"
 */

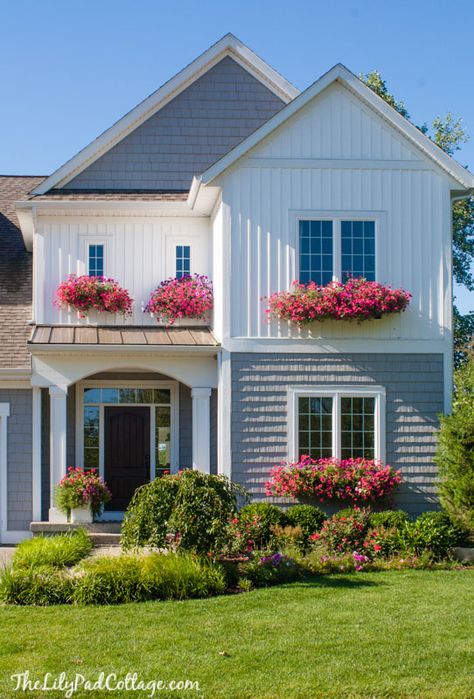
xmin=31 ymin=34 xmax=299 ymax=196
xmin=198 ymin=63 xmax=474 ymax=191
xmin=0 ymin=175 xmax=45 ymax=368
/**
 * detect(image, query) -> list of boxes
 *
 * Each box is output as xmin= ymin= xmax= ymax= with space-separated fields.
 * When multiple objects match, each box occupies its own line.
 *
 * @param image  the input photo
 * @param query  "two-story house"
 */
xmin=1 ymin=34 xmax=473 ymax=541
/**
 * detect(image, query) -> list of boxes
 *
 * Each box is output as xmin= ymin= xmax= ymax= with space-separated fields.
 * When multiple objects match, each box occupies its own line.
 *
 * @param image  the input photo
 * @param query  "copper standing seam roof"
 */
xmin=29 ymin=325 xmax=218 ymax=347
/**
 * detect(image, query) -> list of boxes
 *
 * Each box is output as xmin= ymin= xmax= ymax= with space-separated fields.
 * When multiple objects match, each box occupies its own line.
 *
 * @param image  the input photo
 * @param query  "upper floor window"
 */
xmin=290 ymin=386 xmax=385 ymax=462
xmin=298 ymin=218 xmax=376 ymax=284
xmin=88 ymin=244 xmax=104 ymax=277
xmin=176 ymin=245 xmax=191 ymax=279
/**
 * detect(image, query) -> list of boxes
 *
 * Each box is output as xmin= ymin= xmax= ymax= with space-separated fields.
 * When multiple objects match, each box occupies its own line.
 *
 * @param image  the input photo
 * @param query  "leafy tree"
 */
xmin=361 ymin=71 xmax=474 ymax=363
xmin=435 ymin=352 xmax=474 ymax=533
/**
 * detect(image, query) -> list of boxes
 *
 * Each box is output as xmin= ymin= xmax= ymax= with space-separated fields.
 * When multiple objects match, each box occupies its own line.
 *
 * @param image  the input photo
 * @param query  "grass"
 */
xmin=12 ymin=529 xmax=92 ymax=569
xmin=0 ymin=570 xmax=472 ymax=698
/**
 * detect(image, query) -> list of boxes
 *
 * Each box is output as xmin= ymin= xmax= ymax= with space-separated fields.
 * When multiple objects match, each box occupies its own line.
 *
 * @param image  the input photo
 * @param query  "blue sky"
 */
xmin=1 ymin=0 xmax=472 ymax=312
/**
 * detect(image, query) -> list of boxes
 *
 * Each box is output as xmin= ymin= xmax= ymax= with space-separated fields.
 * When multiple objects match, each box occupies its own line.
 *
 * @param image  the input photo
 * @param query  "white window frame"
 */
xmin=175 ymin=244 xmax=192 ymax=278
xmin=78 ymin=235 xmax=113 ymax=278
xmin=75 ymin=379 xmax=180 ymax=484
xmin=288 ymin=385 xmax=386 ymax=462
xmin=86 ymin=241 xmax=106 ymax=277
xmin=290 ymin=210 xmax=384 ymax=284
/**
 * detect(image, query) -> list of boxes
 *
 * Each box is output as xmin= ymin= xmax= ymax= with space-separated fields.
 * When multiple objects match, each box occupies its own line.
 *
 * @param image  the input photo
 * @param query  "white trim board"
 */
xmin=0 ymin=403 xmax=11 ymax=543
xmin=31 ymin=34 xmax=299 ymax=195
xmin=199 ymin=64 xmax=474 ymax=191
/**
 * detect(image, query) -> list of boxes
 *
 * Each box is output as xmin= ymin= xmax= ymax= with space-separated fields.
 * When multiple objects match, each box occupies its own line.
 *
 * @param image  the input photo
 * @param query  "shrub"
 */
xmin=145 ymin=274 xmax=213 ymax=325
xmin=269 ymin=524 xmax=305 ymax=554
xmin=56 ymin=468 xmax=111 ymax=519
xmin=122 ymin=470 xmax=245 ymax=555
xmin=121 ymin=476 xmax=180 ymax=550
xmin=55 ymin=275 xmax=133 ymax=317
xmin=392 ymin=511 xmax=463 ymax=560
xmin=12 ymin=530 xmax=92 ymax=570
xmin=435 ymin=355 xmax=474 ymax=533
xmin=266 ymin=277 xmax=411 ymax=325
xmin=238 ymin=503 xmax=285 ymax=542
xmin=0 ymin=566 xmax=73 ymax=605
xmin=73 ymin=553 xmax=226 ymax=605
xmin=285 ymin=504 xmax=325 ymax=536
xmin=241 ymin=553 xmax=304 ymax=588
xmin=265 ymin=456 xmax=402 ymax=505
xmin=314 ymin=508 xmax=372 ymax=554
xmin=368 ymin=510 xmax=409 ymax=530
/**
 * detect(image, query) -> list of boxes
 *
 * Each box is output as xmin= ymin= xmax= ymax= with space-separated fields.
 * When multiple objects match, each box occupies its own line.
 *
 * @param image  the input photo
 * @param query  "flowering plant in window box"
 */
xmin=55 ymin=467 xmax=111 ymax=522
xmin=55 ymin=275 xmax=133 ymax=318
xmin=265 ymin=455 xmax=402 ymax=504
xmin=144 ymin=274 xmax=213 ymax=325
xmin=266 ymin=277 xmax=411 ymax=325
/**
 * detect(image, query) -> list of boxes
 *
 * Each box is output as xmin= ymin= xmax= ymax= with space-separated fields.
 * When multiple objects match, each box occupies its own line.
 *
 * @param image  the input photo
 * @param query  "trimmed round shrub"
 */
xmin=286 ymin=505 xmax=325 ymax=536
xmin=238 ymin=503 xmax=285 ymax=541
xmin=122 ymin=470 xmax=244 ymax=555
xmin=368 ymin=510 xmax=409 ymax=531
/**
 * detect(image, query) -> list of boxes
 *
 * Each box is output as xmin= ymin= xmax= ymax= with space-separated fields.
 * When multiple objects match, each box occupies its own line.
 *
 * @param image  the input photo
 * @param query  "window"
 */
xmin=176 ymin=245 xmax=191 ymax=279
xmin=298 ymin=217 xmax=377 ymax=284
xmin=290 ymin=387 xmax=384 ymax=461
xmin=88 ymin=244 xmax=104 ymax=277
xmin=299 ymin=221 xmax=333 ymax=285
xmin=341 ymin=221 xmax=375 ymax=281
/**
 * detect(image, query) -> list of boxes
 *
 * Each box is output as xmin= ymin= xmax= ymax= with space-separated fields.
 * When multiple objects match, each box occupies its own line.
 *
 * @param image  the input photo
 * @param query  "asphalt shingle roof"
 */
xmin=0 ymin=175 xmax=45 ymax=368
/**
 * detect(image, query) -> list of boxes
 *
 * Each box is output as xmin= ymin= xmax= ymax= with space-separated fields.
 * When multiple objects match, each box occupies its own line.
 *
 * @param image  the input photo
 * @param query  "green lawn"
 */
xmin=0 ymin=570 xmax=472 ymax=699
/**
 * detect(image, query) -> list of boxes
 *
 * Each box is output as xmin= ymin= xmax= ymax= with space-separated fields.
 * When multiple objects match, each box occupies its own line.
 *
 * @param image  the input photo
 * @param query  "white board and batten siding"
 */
xmin=217 ymin=83 xmax=453 ymax=342
xmin=34 ymin=216 xmax=212 ymax=327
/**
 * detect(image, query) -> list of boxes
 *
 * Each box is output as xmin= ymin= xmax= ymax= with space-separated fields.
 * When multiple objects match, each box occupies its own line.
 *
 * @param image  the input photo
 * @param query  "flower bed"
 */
xmin=265 ymin=455 xmax=402 ymax=504
xmin=144 ymin=274 xmax=213 ymax=325
xmin=266 ymin=277 xmax=411 ymax=325
xmin=55 ymin=275 xmax=133 ymax=317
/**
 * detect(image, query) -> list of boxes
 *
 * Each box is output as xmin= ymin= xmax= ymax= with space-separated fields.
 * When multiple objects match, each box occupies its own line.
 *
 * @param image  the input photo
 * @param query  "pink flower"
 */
xmin=144 ymin=274 xmax=213 ymax=325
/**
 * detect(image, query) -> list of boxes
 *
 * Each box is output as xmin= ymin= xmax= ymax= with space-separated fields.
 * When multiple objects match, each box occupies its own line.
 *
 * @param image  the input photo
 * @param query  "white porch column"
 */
xmin=191 ymin=387 xmax=211 ymax=473
xmin=49 ymin=385 xmax=68 ymax=522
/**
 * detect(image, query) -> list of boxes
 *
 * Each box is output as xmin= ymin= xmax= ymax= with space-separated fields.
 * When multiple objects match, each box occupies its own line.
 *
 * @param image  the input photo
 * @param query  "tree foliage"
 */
xmin=435 ymin=353 xmax=474 ymax=533
xmin=361 ymin=71 xmax=474 ymax=363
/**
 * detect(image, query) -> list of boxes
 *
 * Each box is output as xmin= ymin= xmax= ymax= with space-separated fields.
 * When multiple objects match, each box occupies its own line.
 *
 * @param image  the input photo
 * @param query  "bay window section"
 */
xmin=293 ymin=387 xmax=384 ymax=462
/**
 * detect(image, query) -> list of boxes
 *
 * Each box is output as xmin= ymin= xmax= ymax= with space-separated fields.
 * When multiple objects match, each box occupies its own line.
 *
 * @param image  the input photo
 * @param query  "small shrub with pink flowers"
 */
xmin=55 ymin=467 xmax=111 ymax=520
xmin=144 ymin=274 xmax=213 ymax=325
xmin=265 ymin=455 xmax=402 ymax=505
xmin=55 ymin=275 xmax=133 ymax=317
xmin=266 ymin=277 xmax=411 ymax=325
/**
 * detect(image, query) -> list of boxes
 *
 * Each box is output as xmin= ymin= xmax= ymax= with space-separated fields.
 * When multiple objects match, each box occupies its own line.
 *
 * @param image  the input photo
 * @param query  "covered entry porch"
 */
xmin=29 ymin=326 xmax=219 ymax=522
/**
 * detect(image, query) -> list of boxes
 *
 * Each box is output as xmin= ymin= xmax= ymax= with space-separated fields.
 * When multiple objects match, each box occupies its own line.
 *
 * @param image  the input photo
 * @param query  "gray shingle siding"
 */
xmin=63 ymin=57 xmax=285 ymax=191
xmin=0 ymin=389 xmax=33 ymax=531
xmin=230 ymin=353 xmax=444 ymax=516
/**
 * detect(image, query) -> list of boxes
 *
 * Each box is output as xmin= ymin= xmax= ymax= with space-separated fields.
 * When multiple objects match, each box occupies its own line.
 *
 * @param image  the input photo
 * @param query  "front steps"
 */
xmin=30 ymin=522 xmax=121 ymax=547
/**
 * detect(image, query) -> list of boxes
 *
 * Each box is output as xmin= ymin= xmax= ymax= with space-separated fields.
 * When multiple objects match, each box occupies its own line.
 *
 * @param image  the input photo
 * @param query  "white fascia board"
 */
xmin=31 ymin=34 xmax=299 ymax=196
xmin=29 ymin=344 xmax=220 ymax=356
xmin=187 ymin=178 xmax=221 ymax=214
xmin=201 ymin=63 xmax=474 ymax=191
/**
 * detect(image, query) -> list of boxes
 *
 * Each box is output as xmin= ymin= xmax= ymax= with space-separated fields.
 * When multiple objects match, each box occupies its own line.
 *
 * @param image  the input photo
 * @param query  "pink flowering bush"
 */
xmin=144 ymin=274 xmax=213 ymax=325
xmin=55 ymin=275 xmax=133 ymax=317
xmin=265 ymin=455 xmax=402 ymax=504
xmin=55 ymin=467 xmax=111 ymax=519
xmin=266 ymin=277 xmax=411 ymax=325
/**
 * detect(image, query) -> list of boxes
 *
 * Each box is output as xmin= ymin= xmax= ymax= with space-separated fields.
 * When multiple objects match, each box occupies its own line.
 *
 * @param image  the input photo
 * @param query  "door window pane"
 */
xmin=83 ymin=406 xmax=100 ymax=470
xmin=299 ymin=220 xmax=333 ymax=285
xmin=341 ymin=221 xmax=375 ymax=280
xmin=156 ymin=406 xmax=171 ymax=474
xmin=340 ymin=397 xmax=375 ymax=459
xmin=298 ymin=396 xmax=333 ymax=459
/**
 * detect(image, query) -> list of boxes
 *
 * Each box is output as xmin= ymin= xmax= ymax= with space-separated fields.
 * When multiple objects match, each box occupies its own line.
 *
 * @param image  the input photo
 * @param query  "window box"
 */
xmin=55 ymin=275 xmax=133 ymax=318
xmin=144 ymin=274 xmax=213 ymax=325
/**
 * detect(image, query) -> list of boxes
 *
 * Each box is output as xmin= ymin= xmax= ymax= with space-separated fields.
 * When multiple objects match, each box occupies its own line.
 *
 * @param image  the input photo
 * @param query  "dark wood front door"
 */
xmin=104 ymin=406 xmax=150 ymax=511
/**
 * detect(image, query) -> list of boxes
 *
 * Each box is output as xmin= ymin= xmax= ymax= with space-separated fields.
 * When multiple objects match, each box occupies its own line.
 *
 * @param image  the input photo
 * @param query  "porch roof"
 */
xmin=29 ymin=325 xmax=218 ymax=347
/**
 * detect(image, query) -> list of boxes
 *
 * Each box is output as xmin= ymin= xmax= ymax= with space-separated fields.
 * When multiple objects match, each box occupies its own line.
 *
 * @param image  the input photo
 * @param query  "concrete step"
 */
xmin=89 ymin=533 xmax=121 ymax=547
xmin=30 ymin=522 xmax=121 ymax=535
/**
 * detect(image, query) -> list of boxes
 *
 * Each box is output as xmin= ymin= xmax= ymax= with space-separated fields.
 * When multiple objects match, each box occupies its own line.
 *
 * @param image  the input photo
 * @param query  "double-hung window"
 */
xmin=298 ymin=216 xmax=377 ymax=284
xmin=87 ymin=243 xmax=105 ymax=277
xmin=290 ymin=386 xmax=385 ymax=462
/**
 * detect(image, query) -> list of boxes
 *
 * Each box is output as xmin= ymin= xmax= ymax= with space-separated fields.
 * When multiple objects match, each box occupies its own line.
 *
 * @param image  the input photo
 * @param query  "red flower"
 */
xmin=145 ymin=275 xmax=213 ymax=325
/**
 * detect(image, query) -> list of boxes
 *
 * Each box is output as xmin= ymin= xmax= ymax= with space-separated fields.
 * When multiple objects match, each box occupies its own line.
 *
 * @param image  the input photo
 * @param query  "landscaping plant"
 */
xmin=12 ymin=529 xmax=92 ymax=570
xmin=266 ymin=276 xmax=411 ymax=325
xmin=265 ymin=455 xmax=402 ymax=504
xmin=55 ymin=274 xmax=133 ymax=317
xmin=55 ymin=467 xmax=111 ymax=520
xmin=144 ymin=274 xmax=213 ymax=325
